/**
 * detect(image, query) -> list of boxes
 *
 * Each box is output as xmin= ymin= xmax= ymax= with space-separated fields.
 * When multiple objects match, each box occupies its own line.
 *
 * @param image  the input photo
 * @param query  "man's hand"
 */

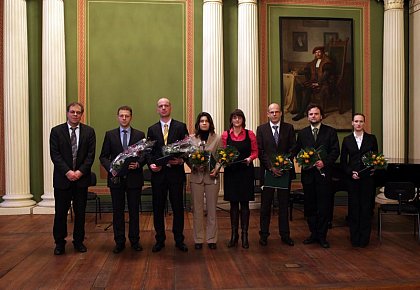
xmin=66 ymin=170 xmax=78 ymax=181
xmin=271 ymin=167 xmax=283 ymax=177
xmin=352 ymin=171 xmax=360 ymax=180
xmin=315 ymin=160 xmax=324 ymax=169
xmin=128 ymin=162 xmax=139 ymax=170
xmin=150 ymin=163 xmax=162 ymax=172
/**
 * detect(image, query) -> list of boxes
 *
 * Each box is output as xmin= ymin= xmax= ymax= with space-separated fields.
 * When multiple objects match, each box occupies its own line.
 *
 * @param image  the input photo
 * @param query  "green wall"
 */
xmin=24 ymin=0 xmax=387 ymax=200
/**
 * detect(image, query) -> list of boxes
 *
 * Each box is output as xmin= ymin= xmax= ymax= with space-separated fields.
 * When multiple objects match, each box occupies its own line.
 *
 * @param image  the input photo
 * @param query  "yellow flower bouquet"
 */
xmin=216 ymin=145 xmax=239 ymax=167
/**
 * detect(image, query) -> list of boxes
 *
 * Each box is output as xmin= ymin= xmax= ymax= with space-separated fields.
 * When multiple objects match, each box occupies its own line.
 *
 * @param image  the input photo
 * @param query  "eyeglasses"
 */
xmin=68 ymin=110 xmax=82 ymax=115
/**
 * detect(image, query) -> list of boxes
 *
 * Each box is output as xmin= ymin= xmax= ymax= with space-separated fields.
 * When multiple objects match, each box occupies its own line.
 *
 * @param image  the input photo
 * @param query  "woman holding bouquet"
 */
xmin=340 ymin=113 xmax=378 ymax=247
xmin=222 ymin=109 xmax=258 ymax=248
xmin=188 ymin=112 xmax=222 ymax=250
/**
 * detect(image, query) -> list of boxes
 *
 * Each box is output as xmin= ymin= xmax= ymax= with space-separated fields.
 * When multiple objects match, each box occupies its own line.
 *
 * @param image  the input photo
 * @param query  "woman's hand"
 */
xmin=352 ymin=171 xmax=360 ymax=180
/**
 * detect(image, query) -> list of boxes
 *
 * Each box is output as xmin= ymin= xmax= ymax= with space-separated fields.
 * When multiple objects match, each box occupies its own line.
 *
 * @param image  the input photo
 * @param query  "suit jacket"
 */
xmin=147 ymin=119 xmax=189 ymax=183
xmin=256 ymin=122 xmax=297 ymax=181
xmin=99 ymin=127 xmax=146 ymax=188
xmin=188 ymin=133 xmax=222 ymax=184
xmin=296 ymin=123 xmax=340 ymax=184
xmin=340 ymin=132 xmax=378 ymax=176
xmin=50 ymin=122 xmax=96 ymax=189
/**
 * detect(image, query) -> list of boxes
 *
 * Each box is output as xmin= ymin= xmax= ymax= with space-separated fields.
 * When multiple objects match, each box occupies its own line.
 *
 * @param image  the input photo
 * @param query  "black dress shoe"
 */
xmin=319 ymin=240 xmax=330 ymax=248
xmin=175 ymin=242 xmax=188 ymax=252
xmin=73 ymin=243 xmax=87 ymax=253
xmin=54 ymin=246 xmax=65 ymax=255
xmin=113 ymin=244 xmax=126 ymax=254
xmin=131 ymin=243 xmax=143 ymax=252
xmin=281 ymin=237 xmax=295 ymax=246
xmin=259 ymin=238 xmax=268 ymax=246
xmin=303 ymin=236 xmax=318 ymax=245
xmin=208 ymin=243 xmax=217 ymax=250
xmin=152 ymin=242 xmax=165 ymax=253
xmin=194 ymin=243 xmax=203 ymax=250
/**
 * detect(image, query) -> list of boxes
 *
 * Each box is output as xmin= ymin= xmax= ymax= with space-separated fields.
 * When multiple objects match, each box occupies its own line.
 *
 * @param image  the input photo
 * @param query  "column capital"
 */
xmin=238 ymin=0 xmax=257 ymax=5
xmin=384 ymin=0 xmax=404 ymax=11
xmin=203 ymin=0 xmax=223 ymax=4
xmin=409 ymin=0 xmax=420 ymax=14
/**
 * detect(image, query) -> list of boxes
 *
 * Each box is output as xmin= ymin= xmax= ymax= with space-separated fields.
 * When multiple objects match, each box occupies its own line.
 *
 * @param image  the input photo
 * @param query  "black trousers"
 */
xmin=151 ymin=179 xmax=185 ymax=244
xmin=260 ymin=187 xmax=290 ymax=239
xmin=53 ymin=184 xmax=87 ymax=246
xmin=110 ymin=181 xmax=141 ymax=246
xmin=348 ymin=177 xmax=375 ymax=246
xmin=302 ymin=181 xmax=332 ymax=241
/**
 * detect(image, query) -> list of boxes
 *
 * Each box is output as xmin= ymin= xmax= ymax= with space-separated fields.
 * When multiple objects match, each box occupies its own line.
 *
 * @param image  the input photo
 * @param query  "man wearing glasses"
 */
xmin=50 ymin=102 xmax=96 ymax=255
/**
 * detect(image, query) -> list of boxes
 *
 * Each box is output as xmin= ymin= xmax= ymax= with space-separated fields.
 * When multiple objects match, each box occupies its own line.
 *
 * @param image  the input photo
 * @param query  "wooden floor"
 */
xmin=1 ymin=206 xmax=420 ymax=290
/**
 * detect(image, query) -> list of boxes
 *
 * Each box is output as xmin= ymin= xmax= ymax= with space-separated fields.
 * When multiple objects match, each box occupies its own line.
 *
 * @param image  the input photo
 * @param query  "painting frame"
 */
xmin=292 ymin=32 xmax=308 ymax=52
xmin=279 ymin=17 xmax=354 ymax=131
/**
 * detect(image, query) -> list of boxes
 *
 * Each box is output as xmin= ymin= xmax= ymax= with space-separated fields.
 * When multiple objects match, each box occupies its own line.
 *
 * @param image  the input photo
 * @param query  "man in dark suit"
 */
xmin=257 ymin=103 xmax=296 ymax=247
xmin=50 ymin=102 xmax=96 ymax=255
xmin=99 ymin=106 xmax=145 ymax=254
xmin=147 ymin=98 xmax=189 ymax=252
xmin=296 ymin=104 xmax=339 ymax=248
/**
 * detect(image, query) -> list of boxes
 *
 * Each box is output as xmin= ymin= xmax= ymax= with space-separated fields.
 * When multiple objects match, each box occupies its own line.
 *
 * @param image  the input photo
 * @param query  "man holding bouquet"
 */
xmin=296 ymin=104 xmax=339 ymax=248
xmin=147 ymin=98 xmax=189 ymax=252
xmin=257 ymin=103 xmax=296 ymax=247
xmin=99 ymin=106 xmax=145 ymax=253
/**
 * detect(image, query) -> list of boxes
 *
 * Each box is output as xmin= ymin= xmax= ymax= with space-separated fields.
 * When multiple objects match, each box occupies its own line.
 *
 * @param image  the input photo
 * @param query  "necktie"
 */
xmin=71 ymin=127 xmax=77 ymax=170
xmin=163 ymin=124 xmax=169 ymax=145
xmin=122 ymin=129 xmax=128 ymax=150
xmin=313 ymin=127 xmax=318 ymax=141
xmin=273 ymin=125 xmax=279 ymax=145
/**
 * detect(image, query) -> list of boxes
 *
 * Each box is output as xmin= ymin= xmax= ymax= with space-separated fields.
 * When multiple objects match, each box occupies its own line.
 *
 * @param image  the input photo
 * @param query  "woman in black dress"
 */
xmin=340 ymin=113 xmax=378 ymax=247
xmin=221 ymin=109 xmax=258 ymax=248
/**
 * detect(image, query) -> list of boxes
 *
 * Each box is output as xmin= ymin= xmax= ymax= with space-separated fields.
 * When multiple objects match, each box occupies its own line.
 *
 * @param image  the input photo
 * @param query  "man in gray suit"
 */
xmin=257 ymin=103 xmax=296 ymax=247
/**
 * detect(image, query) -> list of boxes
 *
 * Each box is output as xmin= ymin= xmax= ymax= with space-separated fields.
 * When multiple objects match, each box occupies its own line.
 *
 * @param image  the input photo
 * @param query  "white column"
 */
xmin=33 ymin=0 xmax=67 ymax=214
xmin=408 ymin=0 xmax=420 ymax=161
xmin=382 ymin=0 xmax=405 ymax=160
xmin=202 ymin=0 xmax=224 ymax=134
xmin=237 ymin=0 xmax=260 ymax=208
xmin=0 ymin=0 xmax=36 ymax=214
xmin=237 ymin=0 xmax=259 ymax=133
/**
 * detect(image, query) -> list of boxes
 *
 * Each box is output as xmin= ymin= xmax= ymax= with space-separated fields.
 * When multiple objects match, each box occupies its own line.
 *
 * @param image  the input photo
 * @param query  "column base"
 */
xmin=32 ymin=206 xmax=55 ymax=214
xmin=0 ymin=206 xmax=34 ymax=215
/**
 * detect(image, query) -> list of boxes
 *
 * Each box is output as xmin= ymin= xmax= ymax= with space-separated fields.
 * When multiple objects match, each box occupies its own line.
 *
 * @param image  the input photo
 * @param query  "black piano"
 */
xmin=373 ymin=158 xmax=420 ymax=189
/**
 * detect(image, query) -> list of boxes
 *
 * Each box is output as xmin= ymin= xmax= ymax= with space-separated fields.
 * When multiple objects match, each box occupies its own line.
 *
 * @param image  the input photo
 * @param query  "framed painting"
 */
xmin=279 ymin=17 xmax=354 ymax=131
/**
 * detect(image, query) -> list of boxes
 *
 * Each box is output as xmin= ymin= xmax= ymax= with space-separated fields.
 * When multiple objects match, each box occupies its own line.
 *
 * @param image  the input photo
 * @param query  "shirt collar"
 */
xmin=270 ymin=121 xmax=280 ymax=128
xmin=311 ymin=123 xmax=321 ymax=131
xmin=229 ymin=127 xmax=245 ymax=135
xmin=67 ymin=122 xmax=79 ymax=130
xmin=160 ymin=119 xmax=172 ymax=128
xmin=120 ymin=127 xmax=131 ymax=133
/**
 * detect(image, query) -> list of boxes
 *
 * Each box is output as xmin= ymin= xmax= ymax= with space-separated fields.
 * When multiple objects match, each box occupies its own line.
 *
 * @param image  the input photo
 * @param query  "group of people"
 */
xmin=49 ymin=98 xmax=378 ymax=256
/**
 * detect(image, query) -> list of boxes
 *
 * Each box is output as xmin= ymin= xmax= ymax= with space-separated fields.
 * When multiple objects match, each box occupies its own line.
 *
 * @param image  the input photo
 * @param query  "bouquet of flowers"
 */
xmin=188 ymin=150 xmax=211 ymax=170
xmin=271 ymin=153 xmax=293 ymax=172
xmin=161 ymin=136 xmax=198 ymax=158
xmin=296 ymin=146 xmax=325 ymax=176
xmin=111 ymin=138 xmax=156 ymax=176
xmin=216 ymin=145 xmax=240 ymax=167
xmin=361 ymin=151 xmax=388 ymax=170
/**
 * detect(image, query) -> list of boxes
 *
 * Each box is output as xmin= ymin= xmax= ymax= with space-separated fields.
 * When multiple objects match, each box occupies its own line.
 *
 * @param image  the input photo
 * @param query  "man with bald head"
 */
xmin=292 ymin=46 xmax=334 ymax=121
xmin=257 ymin=103 xmax=296 ymax=247
xmin=147 ymin=98 xmax=189 ymax=252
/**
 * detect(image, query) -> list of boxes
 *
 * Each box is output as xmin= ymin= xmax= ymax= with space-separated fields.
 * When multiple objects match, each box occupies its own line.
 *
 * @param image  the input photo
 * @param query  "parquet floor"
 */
xmin=0 ymin=206 xmax=420 ymax=290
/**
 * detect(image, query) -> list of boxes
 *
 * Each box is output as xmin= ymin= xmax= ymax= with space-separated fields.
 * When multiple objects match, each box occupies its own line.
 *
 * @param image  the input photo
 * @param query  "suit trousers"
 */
xmin=302 ymin=181 xmax=332 ymax=240
xmin=110 ymin=180 xmax=141 ymax=246
xmin=348 ymin=177 xmax=375 ymax=246
xmin=152 ymin=179 xmax=185 ymax=244
xmin=190 ymin=181 xmax=219 ymax=244
xmin=53 ymin=184 xmax=87 ymax=246
xmin=260 ymin=186 xmax=290 ymax=239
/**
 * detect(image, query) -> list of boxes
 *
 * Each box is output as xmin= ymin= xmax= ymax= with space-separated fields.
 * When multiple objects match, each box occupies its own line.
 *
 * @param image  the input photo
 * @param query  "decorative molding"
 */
xmin=239 ymin=0 xmax=257 ymax=5
xmin=409 ymin=0 xmax=420 ymax=14
xmin=384 ymin=0 xmax=404 ymax=11
xmin=259 ymin=0 xmax=371 ymax=130
xmin=77 ymin=0 xmax=195 ymax=131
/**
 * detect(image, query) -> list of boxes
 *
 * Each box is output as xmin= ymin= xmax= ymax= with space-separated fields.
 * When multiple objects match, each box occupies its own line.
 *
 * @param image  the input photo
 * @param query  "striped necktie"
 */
xmin=71 ymin=127 xmax=77 ymax=169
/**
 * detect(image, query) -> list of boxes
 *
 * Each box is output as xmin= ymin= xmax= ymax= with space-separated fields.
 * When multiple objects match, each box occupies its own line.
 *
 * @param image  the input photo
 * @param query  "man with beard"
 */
xmin=295 ymin=104 xmax=339 ymax=248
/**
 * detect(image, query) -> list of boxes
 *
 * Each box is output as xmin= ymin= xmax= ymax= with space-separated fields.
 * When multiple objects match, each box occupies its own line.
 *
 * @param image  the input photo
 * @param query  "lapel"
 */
xmin=78 ymin=123 xmax=85 ymax=153
xmin=155 ymin=122 xmax=165 ymax=144
xmin=167 ymin=120 xmax=176 ymax=143
xmin=61 ymin=123 xmax=72 ymax=147
xmin=359 ymin=133 xmax=370 ymax=152
xmin=113 ymin=128 xmax=124 ymax=151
